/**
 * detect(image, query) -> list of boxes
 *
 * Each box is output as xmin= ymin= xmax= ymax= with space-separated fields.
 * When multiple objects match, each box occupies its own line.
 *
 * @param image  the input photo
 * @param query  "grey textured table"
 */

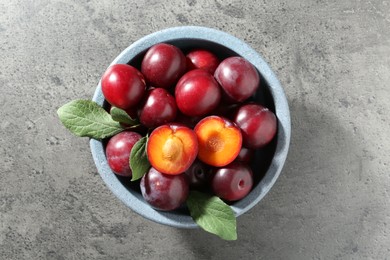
xmin=1 ymin=1 xmax=389 ymax=259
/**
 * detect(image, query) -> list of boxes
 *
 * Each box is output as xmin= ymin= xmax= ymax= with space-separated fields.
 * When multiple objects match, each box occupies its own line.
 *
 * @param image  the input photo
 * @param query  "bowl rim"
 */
xmin=90 ymin=26 xmax=291 ymax=229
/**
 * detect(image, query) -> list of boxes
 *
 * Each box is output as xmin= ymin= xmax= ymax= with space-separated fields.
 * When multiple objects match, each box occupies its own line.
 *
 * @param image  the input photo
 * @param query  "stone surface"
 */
xmin=1 ymin=0 xmax=389 ymax=259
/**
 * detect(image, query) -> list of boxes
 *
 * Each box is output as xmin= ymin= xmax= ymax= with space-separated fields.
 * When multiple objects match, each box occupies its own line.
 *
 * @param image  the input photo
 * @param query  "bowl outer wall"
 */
xmin=90 ymin=26 xmax=291 ymax=229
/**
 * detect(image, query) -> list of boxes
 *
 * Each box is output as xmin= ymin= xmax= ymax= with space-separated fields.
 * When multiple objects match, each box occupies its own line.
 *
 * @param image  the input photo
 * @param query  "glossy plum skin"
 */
xmin=184 ymin=160 xmax=210 ymax=190
xmin=138 ymin=88 xmax=177 ymax=128
xmin=211 ymin=161 xmax=253 ymax=201
xmin=214 ymin=56 xmax=260 ymax=102
xmin=141 ymin=43 xmax=186 ymax=89
xmin=236 ymin=147 xmax=254 ymax=163
xmin=105 ymin=131 xmax=142 ymax=177
xmin=175 ymin=69 xmax=221 ymax=117
xmin=140 ymin=167 xmax=189 ymax=211
xmin=186 ymin=49 xmax=220 ymax=74
xmin=234 ymin=103 xmax=277 ymax=148
xmin=101 ymin=64 xmax=146 ymax=110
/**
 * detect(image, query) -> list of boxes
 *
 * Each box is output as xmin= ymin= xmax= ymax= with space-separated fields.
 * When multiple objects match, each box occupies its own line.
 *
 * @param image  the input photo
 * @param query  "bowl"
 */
xmin=90 ymin=26 xmax=291 ymax=228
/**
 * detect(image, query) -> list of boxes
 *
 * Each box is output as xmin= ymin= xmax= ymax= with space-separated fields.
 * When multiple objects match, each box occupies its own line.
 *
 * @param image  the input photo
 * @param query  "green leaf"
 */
xmin=130 ymin=136 xmax=150 ymax=181
xmin=57 ymin=100 xmax=123 ymax=139
xmin=110 ymin=106 xmax=139 ymax=125
xmin=187 ymin=191 xmax=237 ymax=240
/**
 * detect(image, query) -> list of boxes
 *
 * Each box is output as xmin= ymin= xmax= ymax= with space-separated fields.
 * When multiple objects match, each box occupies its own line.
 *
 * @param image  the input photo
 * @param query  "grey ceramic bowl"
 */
xmin=90 ymin=26 xmax=291 ymax=228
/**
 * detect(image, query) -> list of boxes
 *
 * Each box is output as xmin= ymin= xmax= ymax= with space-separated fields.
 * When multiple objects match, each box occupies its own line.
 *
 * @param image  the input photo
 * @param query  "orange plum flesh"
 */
xmin=147 ymin=124 xmax=198 ymax=175
xmin=195 ymin=116 xmax=242 ymax=167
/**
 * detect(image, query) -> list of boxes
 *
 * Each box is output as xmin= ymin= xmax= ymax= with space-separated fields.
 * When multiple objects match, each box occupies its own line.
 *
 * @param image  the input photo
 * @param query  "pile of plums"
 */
xmin=101 ymin=43 xmax=277 ymax=211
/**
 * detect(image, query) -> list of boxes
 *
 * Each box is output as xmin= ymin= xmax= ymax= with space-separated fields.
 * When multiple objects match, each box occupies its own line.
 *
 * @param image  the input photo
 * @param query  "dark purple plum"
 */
xmin=233 ymin=103 xmax=277 ymax=148
xmin=140 ymin=167 xmax=189 ymax=211
xmin=184 ymin=160 xmax=210 ymax=190
xmin=235 ymin=147 xmax=254 ymax=163
xmin=141 ymin=43 xmax=186 ymax=89
xmin=214 ymin=56 xmax=259 ymax=102
xmin=211 ymin=161 xmax=253 ymax=201
xmin=138 ymin=88 xmax=177 ymax=128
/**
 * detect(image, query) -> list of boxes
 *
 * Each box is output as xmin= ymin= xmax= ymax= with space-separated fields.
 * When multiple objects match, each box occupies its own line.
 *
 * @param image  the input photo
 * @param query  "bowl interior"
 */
xmin=91 ymin=26 xmax=290 ymax=228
